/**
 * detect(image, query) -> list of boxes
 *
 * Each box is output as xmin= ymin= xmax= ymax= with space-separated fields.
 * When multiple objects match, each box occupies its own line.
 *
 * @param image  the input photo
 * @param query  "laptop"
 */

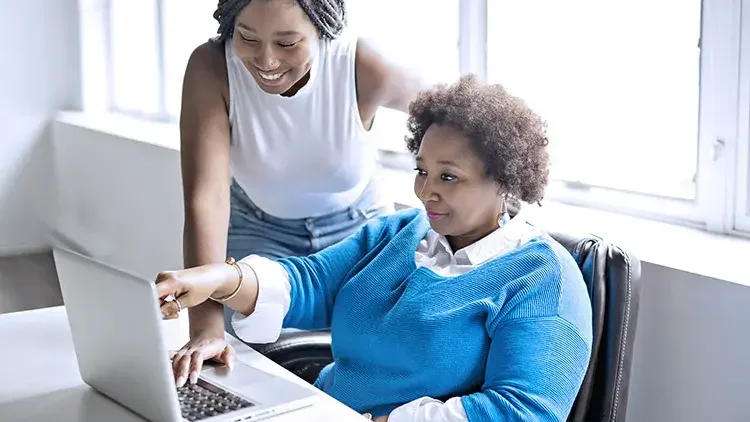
xmin=53 ymin=247 xmax=318 ymax=422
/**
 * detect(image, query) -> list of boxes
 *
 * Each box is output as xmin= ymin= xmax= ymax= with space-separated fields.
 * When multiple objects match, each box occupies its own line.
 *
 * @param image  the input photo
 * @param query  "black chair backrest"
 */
xmin=547 ymin=231 xmax=642 ymax=422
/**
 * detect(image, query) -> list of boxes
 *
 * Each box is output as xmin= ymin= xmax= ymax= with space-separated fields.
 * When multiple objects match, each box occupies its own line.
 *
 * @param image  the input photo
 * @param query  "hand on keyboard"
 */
xmin=170 ymin=334 xmax=236 ymax=387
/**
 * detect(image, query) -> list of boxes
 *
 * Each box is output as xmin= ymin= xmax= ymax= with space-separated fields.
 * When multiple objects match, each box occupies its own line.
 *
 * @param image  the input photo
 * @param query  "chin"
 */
xmin=427 ymin=219 xmax=451 ymax=235
xmin=258 ymin=85 xmax=290 ymax=95
xmin=254 ymin=79 xmax=294 ymax=95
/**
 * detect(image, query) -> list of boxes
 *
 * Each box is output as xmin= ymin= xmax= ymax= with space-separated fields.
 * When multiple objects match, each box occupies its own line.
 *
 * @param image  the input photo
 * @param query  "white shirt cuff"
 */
xmin=387 ymin=397 xmax=468 ymax=422
xmin=230 ymin=255 xmax=291 ymax=344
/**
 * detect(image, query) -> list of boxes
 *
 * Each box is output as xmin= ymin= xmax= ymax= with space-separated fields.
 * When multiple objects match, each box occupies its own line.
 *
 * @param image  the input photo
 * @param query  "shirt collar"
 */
xmin=430 ymin=210 xmax=541 ymax=266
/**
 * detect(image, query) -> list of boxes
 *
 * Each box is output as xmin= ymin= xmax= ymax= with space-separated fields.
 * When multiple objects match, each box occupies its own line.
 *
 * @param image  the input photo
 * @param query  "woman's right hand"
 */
xmin=170 ymin=332 xmax=237 ymax=387
xmin=156 ymin=263 xmax=239 ymax=319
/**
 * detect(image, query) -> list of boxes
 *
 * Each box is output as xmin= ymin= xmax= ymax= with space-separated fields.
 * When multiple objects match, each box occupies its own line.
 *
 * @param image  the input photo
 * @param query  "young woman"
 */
xmin=177 ymin=0 xmax=423 ymax=376
xmin=159 ymin=76 xmax=593 ymax=421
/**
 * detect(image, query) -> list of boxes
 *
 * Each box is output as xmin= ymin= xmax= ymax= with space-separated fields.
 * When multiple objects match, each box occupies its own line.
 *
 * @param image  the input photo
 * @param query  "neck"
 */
xmin=281 ymin=69 xmax=311 ymax=97
xmin=446 ymin=219 xmax=500 ymax=252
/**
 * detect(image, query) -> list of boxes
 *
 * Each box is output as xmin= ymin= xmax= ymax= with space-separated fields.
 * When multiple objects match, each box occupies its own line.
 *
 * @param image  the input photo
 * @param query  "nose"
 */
xmin=415 ymin=176 xmax=438 ymax=203
xmin=255 ymin=46 xmax=279 ymax=71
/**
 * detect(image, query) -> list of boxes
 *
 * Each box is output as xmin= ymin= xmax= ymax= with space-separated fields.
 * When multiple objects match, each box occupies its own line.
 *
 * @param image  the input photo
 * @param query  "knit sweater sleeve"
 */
xmin=275 ymin=216 xmax=389 ymax=330
xmin=460 ymin=317 xmax=591 ymax=421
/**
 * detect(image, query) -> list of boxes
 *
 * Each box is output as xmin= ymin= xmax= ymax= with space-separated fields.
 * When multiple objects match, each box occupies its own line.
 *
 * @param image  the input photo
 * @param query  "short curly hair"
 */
xmin=405 ymin=75 xmax=550 ymax=204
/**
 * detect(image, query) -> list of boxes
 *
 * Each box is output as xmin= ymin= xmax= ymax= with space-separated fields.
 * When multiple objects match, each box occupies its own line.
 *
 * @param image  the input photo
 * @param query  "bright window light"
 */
xmin=487 ymin=0 xmax=701 ymax=200
xmin=109 ymin=0 xmax=161 ymax=115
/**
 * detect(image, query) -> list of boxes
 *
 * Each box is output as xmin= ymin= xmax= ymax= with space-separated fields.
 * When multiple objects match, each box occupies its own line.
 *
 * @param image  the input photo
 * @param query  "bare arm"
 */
xmin=355 ymin=37 xmax=428 ymax=122
xmin=179 ymin=41 xmax=232 ymax=338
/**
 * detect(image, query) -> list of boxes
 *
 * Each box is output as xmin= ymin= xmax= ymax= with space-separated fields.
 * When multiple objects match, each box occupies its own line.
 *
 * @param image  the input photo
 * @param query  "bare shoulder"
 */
xmin=180 ymin=40 xmax=231 ymax=150
xmin=184 ymin=40 xmax=228 ymax=99
xmin=188 ymin=40 xmax=226 ymax=76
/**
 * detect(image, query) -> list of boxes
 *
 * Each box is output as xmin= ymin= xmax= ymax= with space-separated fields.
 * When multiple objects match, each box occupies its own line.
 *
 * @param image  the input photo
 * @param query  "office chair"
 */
xmin=251 ymin=229 xmax=642 ymax=422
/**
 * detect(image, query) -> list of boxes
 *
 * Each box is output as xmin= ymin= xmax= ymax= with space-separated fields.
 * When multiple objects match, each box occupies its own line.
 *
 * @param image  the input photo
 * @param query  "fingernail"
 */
xmin=176 ymin=376 xmax=186 ymax=387
xmin=189 ymin=372 xmax=198 ymax=384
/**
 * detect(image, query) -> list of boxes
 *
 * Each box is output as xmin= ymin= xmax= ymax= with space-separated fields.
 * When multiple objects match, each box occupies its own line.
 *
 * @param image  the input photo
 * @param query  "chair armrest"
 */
xmin=252 ymin=330 xmax=334 ymax=385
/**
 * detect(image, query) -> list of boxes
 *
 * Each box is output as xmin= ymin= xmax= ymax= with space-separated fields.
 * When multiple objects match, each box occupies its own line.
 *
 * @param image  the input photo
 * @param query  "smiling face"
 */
xmin=232 ymin=0 xmax=320 ymax=96
xmin=414 ymin=124 xmax=505 ymax=250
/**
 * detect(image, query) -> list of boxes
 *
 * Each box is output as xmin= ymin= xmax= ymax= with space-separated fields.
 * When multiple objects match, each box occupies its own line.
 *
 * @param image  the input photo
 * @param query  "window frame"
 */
xmin=154 ymin=0 xmax=168 ymax=120
xmin=735 ymin=0 xmax=750 ymax=233
xmin=696 ymin=0 xmax=743 ymax=235
xmin=96 ymin=0 xmax=750 ymax=236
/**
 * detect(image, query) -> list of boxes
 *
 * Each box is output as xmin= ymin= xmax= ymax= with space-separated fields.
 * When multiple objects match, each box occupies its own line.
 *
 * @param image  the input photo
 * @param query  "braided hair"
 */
xmin=213 ymin=0 xmax=347 ymax=43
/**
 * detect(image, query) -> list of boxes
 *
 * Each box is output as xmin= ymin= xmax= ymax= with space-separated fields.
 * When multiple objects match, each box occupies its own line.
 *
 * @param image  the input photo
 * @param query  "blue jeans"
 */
xmin=224 ymin=179 xmax=392 ymax=336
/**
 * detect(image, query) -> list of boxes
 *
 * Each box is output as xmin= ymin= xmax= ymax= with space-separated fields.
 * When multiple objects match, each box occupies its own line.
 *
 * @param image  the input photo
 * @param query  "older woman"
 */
xmin=157 ymin=76 xmax=593 ymax=421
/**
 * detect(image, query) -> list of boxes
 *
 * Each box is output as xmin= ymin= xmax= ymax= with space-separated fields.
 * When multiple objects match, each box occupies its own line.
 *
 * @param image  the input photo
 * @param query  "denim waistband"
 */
xmin=230 ymin=179 xmax=390 ymax=229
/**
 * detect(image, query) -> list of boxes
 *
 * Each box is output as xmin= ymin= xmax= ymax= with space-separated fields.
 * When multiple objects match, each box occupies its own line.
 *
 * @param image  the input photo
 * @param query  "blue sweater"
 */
xmin=277 ymin=209 xmax=593 ymax=421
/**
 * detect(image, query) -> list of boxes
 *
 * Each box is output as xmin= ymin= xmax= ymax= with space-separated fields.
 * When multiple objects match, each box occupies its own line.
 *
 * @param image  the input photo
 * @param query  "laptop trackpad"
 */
xmin=201 ymin=362 xmax=275 ymax=387
xmin=200 ymin=362 xmax=314 ymax=406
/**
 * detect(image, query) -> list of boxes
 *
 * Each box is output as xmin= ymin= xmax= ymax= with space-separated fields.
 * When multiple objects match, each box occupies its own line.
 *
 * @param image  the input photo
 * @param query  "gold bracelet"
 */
xmin=211 ymin=257 xmax=243 ymax=302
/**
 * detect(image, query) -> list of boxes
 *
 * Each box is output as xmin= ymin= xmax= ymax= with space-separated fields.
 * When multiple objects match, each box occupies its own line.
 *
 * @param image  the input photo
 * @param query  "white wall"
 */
xmin=0 ymin=0 xmax=81 ymax=254
xmin=52 ymin=116 xmax=750 ymax=421
xmin=626 ymin=263 xmax=750 ymax=422
xmin=52 ymin=115 xmax=184 ymax=280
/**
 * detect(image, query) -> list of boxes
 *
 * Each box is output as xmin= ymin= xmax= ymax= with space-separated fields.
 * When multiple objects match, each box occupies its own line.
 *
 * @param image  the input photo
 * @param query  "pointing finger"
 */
xmin=160 ymin=298 xmax=182 ymax=319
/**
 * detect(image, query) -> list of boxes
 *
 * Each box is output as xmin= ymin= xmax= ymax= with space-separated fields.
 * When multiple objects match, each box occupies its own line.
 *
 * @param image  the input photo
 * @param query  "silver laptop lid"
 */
xmin=54 ymin=248 xmax=182 ymax=422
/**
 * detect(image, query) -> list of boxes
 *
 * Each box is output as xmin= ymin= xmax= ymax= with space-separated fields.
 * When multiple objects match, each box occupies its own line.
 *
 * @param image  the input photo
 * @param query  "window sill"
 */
xmin=56 ymin=111 xmax=750 ymax=287
xmin=379 ymin=167 xmax=750 ymax=287
xmin=56 ymin=111 xmax=180 ymax=151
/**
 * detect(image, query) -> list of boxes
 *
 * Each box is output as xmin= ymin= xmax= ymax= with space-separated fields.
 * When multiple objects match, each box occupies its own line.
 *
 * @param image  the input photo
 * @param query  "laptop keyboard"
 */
xmin=177 ymin=378 xmax=255 ymax=421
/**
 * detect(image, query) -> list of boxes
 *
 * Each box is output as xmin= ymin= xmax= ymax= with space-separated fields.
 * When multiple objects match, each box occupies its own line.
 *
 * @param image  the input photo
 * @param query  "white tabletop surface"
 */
xmin=0 ymin=306 xmax=363 ymax=422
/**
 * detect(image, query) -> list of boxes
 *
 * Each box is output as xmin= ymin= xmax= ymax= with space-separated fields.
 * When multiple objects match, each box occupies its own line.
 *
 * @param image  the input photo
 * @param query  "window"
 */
xmin=108 ymin=0 xmax=214 ymax=118
xmin=485 ymin=0 xmax=749 ymax=234
xmin=109 ymin=0 xmax=161 ymax=115
xmin=488 ymin=0 xmax=700 ymax=199
xmin=96 ymin=0 xmax=749 ymax=236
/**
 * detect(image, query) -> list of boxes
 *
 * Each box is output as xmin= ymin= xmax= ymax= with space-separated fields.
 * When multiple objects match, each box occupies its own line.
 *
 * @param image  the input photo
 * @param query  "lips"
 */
xmin=426 ymin=210 xmax=447 ymax=220
xmin=254 ymin=67 xmax=289 ymax=86
xmin=258 ymin=70 xmax=285 ymax=80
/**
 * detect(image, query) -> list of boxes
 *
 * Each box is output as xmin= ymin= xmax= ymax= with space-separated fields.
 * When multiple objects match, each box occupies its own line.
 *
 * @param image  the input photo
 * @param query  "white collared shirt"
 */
xmin=232 ymin=211 xmax=542 ymax=422
xmin=414 ymin=212 xmax=541 ymax=278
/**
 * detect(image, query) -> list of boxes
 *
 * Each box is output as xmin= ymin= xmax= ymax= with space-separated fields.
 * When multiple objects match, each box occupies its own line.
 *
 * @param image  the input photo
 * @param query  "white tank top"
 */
xmin=224 ymin=34 xmax=379 ymax=219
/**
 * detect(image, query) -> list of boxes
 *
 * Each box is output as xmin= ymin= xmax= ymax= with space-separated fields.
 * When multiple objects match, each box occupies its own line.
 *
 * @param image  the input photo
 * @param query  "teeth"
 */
xmin=259 ymin=71 xmax=283 ymax=81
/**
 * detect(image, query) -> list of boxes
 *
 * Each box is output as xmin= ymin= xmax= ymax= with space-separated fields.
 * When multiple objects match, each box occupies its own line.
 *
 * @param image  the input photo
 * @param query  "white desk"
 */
xmin=0 ymin=306 xmax=363 ymax=421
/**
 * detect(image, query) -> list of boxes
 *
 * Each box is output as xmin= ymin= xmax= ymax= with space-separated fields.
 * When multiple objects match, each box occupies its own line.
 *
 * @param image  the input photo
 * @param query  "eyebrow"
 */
xmin=415 ymin=157 xmax=459 ymax=167
xmin=236 ymin=23 xmax=302 ymax=37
